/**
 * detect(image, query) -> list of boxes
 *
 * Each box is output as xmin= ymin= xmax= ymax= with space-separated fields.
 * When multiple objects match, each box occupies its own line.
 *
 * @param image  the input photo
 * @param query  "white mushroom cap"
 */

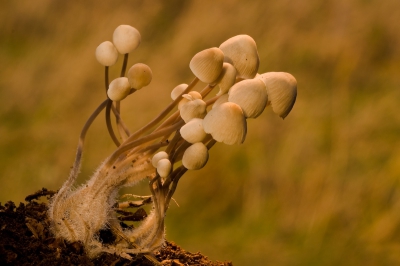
xmin=228 ymin=78 xmax=268 ymax=118
xmin=152 ymin=151 xmax=169 ymax=167
xmin=182 ymin=142 xmax=209 ymax=170
xmin=180 ymin=98 xmax=207 ymax=123
xmin=180 ymin=118 xmax=208 ymax=143
xmin=127 ymin=63 xmax=152 ymax=90
xmin=95 ymin=41 xmax=118 ymax=66
xmin=203 ymin=102 xmax=247 ymax=145
xmin=178 ymin=91 xmax=203 ymax=110
xmin=219 ymin=35 xmax=259 ymax=79
xmin=156 ymin=158 xmax=172 ymax=178
xmin=212 ymin=93 xmax=229 ymax=109
xmin=112 ymin=25 xmax=141 ymax=54
xmin=215 ymin=63 xmax=237 ymax=95
xmin=171 ymin=84 xmax=188 ymax=101
xmin=107 ymin=77 xmax=131 ymax=101
xmin=258 ymin=72 xmax=297 ymax=119
xmin=189 ymin=47 xmax=224 ymax=84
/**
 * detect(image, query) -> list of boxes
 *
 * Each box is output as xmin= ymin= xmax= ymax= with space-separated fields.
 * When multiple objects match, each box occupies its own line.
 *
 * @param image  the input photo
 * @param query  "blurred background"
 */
xmin=1 ymin=0 xmax=400 ymax=265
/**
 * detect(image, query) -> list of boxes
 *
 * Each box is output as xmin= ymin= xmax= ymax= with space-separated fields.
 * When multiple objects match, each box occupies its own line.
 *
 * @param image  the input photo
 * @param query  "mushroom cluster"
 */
xmin=48 ymin=24 xmax=297 ymax=260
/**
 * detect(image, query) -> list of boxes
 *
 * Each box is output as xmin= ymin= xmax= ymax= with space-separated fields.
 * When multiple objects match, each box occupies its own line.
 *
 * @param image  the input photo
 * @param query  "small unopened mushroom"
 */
xmin=180 ymin=118 xmax=207 ymax=143
xmin=127 ymin=63 xmax=152 ymax=90
xmin=152 ymin=151 xmax=169 ymax=167
xmin=203 ymin=102 xmax=247 ymax=145
xmin=180 ymin=98 xmax=207 ymax=123
xmin=113 ymin=25 xmax=141 ymax=54
xmin=212 ymin=94 xmax=229 ymax=109
xmin=95 ymin=41 xmax=118 ymax=66
xmin=214 ymin=63 xmax=237 ymax=95
xmin=258 ymin=72 xmax=297 ymax=119
xmin=178 ymin=91 xmax=202 ymax=110
xmin=182 ymin=142 xmax=209 ymax=170
xmin=219 ymin=35 xmax=259 ymax=79
xmin=228 ymin=78 xmax=268 ymax=118
xmin=171 ymin=84 xmax=188 ymax=101
xmin=189 ymin=47 xmax=224 ymax=84
xmin=156 ymin=158 xmax=172 ymax=178
xmin=107 ymin=77 xmax=131 ymax=101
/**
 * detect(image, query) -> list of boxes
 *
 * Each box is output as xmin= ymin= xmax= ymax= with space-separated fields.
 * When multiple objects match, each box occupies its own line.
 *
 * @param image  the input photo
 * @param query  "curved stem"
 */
xmin=106 ymin=99 xmax=121 ymax=146
xmin=120 ymin=54 xmax=129 ymax=77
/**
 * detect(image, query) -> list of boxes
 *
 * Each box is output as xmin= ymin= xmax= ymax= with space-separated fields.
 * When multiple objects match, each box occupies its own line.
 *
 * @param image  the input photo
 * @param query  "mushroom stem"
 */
xmin=164 ymin=166 xmax=187 ymax=209
xmin=105 ymin=66 xmax=109 ymax=92
xmin=200 ymin=84 xmax=215 ymax=98
xmin=105 ymin=99 xmax=121 ymax=147
xmin=164 ymin=130 xmax=182 ymax=155
xmin=120 ymin=53 xmax=129 ymax=77
xmin=205 ymin=95 xmax=220 ymax=106
xmin=111 ymin=103 xmax=131 ymax=139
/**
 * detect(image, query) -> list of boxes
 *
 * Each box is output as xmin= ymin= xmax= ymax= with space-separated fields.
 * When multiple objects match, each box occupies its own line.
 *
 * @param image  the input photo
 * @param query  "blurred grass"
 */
xmin=1 ymin=0 xmax=400 ymax=265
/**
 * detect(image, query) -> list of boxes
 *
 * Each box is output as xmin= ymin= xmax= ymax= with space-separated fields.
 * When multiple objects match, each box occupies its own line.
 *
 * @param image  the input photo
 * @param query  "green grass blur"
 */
xmin=1 ymin=1 xmax=400 ymax=265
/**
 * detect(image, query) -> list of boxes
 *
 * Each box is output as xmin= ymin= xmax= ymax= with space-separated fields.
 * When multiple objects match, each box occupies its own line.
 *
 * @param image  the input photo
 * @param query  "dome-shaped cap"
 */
xmin=258 ymin=72 xmax=297 ymax=119
xmin=219 ymin=35 xmax=259 ymax=79
xmin=212 ymin=94 xmax=229 ymax=109
xmin=182 ymin=142 xmax=209 ymax=170
xmin=113 ymin=25 xmax=141 ymax=54
xmin=152 ymin=151 xmax=169 ymax=167
xmin=107 ymin=77 xmax=131 ymax=101
xmin=171 ymin=84 xmax=188 ymax=101
xmin=180 ymin=118 xmax=208 ymax=144
xmin=95 ymin=41 xmax=118 ymax=66
xmin=189 ymin=47 xmax=224 ymax=84
xmin=156 ymin=158 xmax=171 ymax=178
xmin=178 ymin=91 xmax=202 ymax=110
xmin=203 ymin=102 xmax=247 ymax=145
xmin=228 ymin=78 xmax=268 ymax=118
xmin=215 ymin=63 xmax=237 ymax=95
xmin=180 ymin=98 xmax=207 ymax=123
xmin=127 ymin=63 xmax=152 ymax=90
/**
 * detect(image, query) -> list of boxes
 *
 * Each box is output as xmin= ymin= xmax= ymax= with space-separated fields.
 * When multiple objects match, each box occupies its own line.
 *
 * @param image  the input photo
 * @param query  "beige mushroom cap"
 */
xmin=178 ymin=91 xmax=202 ymax=110
xmin=215 ymin=63 xmax=237 ymax=95
xmin=182 ymin=142 xmax=209 ymax=170
xmin=228 ymin=78 xmax=268 ymax=118
xmin=112 ymin=25 xmax=141 ymax=54
xmin=127 ymin=63 xmax=152 ymax=90
xmin=189 ymin=47 xmax=224 ymax=84
xmin=107 ymin=77 xmax=131 ymax=101
xmin=171 ymin=84 xmax=188 ymax=101
xmin=258 ymin=72 xmax=297 ymax=119
xmin=212 ymin=93 xmax=229 ymax=109
xmin=180 ymin=118 xmax=208 ymax=143
xmin=156 ymin=158 xmax=172 ymax=178
xmin=180 ymin=98 xmax=207 ymax=123
xmin=219 ymin=35 xmax=259 ymax=79
xmin=152 ymin=151 xmax=169 ymax=167
xmin=203 ymin=102 xmax=247 ymax=145
xmin=95 ymin=41 xmax=118 ymax=66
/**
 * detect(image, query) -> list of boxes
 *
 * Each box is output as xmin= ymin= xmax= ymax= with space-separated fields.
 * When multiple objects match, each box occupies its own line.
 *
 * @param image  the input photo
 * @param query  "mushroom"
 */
xmin=178 ymin=91 xmax=202 ymax=110
xmin=156 ymin=158 xmax=172 ymax=178
xmin=95 ymin=41 xmax=118 ymax=66
xmin=189 ymin=47 xmax=224 ymax=84
xmin=212 ymin=93 xmax=229 ymax=109
xmin=180 ymin=118 xmax=208 ymax=143
xmin=258 ymin=72 xmax=297 ymax=119
xmin=228 ymin=78 xmax=268 ymax=118
xmin=127 ymin=63 xmax=153 ymax=90
xmin=214 ymin=63 xmax=237 ymax=95
xmin=219 ymin=35 xmax=259 ymax=79
xmin=171 ymin=84 xmax=188 ymax=101
xmin=107 ymin=77 xmax=131 ymax=101
xmin=182 ymin=142 xmax=209 ymax=170
xmin=203 ymin=102 xmax=247 ymax=145
xmin=180 ymin=98 xmax=207 ymax=123
xmin=112 ymin=25 xmax=141 ymax=54
xmin=152 ymin=151 xmax=169 ymax=167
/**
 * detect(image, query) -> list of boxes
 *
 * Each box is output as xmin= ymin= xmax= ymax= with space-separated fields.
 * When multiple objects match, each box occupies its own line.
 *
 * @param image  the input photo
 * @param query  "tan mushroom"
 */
xmin=212 ymin=93 xmax=229 ymax=109
xmin=228 ymin=78 xmax=268 ymax=118
xmin=178 ymin=91 xmax=202 ymax=110
xmin=189 ymin=47 xmax=224 ymax=84
xmin=219 ymin=35 xmax=259 ymax=79
xmin=152 ymin=151 xmax=169 ymax=167
xmin=95 ymin=41 xmax=118 ymax=66
xmin=258 ymin=72 xmax=297 ymax=119
xmin=156 ymin=158 xmax=172 ymax=178
xmin=107 ymin=77 xmax=131 ymax=101
xmin=127 ymin=63 xmax=152 ymax=90
xmin=171 ymin=84 xmax=188 ymax=101
xmin=203 ymin=102 xmax=247 ymax=145
xmin=182 ymin=142 xmax=209 ymax=170
xmin=180 ymin=98 xmax=207 ymax=123
xmin=214 ymin=63 xmax=237 ymax=95
xmin=180 ymin=118 xmax=208 ymax=143
xmin=112 ymin=25 xmax=141 ymax=54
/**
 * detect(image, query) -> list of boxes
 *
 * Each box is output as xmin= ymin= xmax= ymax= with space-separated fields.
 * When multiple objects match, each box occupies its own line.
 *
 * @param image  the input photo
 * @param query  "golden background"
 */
xmin=1 ymin=0 xmax=400 ymax=265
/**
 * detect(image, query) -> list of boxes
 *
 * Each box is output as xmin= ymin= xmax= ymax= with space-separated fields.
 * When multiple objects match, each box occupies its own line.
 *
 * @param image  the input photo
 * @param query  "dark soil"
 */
xmin=0 ymin=188 xmax=232 ymax=266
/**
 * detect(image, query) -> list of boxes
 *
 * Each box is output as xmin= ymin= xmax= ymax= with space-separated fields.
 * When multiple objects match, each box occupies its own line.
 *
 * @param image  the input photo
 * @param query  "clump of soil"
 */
xmin=0 ymin=188 xmax=232 ymax=266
